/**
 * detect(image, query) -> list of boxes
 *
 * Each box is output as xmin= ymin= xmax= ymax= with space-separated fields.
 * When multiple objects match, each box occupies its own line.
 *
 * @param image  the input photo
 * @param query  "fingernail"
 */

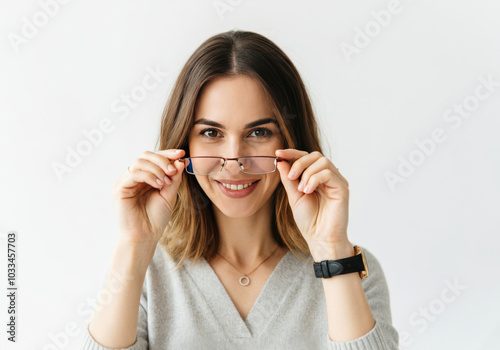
xmin=164 ymin=176 xmax=172 ymax=184
xmin=303 ymin=185 xmax=310 ymax=193
xmin=297 ymin=181 xmax=303 ymax=191
xmin=175 ymin=149 xmax=183 ymax=153
xmin=288 ymin=169 xmax=296 ymax=179
xmin=156 ymin=178 xmax=164 ymax=185
xmin=168 ymin=164 xmax=176 ymax=172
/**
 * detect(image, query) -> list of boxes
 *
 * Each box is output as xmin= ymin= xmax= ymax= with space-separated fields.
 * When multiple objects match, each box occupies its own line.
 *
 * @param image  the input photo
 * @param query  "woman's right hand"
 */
xmin=112 ymin=149 xmax=187 ymax=246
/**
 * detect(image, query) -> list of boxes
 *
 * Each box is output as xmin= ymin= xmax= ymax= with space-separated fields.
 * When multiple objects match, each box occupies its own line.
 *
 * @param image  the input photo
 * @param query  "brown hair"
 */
xmin=155 ymin=30 xmax=325 ymax=270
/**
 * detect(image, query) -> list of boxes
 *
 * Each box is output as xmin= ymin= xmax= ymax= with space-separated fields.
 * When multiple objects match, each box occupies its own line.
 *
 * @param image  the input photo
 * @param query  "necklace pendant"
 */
xmin=239 ymin=276 xmax=250 ymax=286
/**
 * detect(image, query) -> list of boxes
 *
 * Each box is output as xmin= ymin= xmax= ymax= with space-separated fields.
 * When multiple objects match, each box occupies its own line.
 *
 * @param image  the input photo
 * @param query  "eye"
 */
xmin=249 ymin=128 xmax=273 ymax=138
xmin=198 ymin=127 xmax=274 ymax=140
xmin=199 ymin=128 xmax=221 ymax=138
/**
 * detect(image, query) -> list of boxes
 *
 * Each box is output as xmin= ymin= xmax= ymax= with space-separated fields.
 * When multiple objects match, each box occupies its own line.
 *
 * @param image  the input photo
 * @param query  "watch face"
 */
xmin=354 ymin=246 xmax=369 ymax=279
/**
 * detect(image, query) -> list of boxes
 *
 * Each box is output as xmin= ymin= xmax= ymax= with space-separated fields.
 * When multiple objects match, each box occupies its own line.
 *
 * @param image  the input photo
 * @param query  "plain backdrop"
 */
xmin=1 ymin=0 xmax=499 ymax=349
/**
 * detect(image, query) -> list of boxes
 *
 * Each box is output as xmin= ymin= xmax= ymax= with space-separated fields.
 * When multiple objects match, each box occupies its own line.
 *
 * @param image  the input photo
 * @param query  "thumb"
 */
xmin=159 ymin=150 xmax=187 ymax=194
xmin=275 ymin=152 xmax=302 ymax=205
xmin=169 ymin=150 xmax=188 ymax=184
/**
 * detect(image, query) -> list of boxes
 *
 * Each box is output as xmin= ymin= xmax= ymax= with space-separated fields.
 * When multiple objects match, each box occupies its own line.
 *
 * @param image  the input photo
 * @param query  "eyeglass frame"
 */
xmin=177 ymin=156 xmax=286 ymax=175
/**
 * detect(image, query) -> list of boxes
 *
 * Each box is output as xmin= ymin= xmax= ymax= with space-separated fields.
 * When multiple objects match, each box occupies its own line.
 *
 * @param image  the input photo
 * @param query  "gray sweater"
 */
xmin=80 ymin=244 xmax=399 ymax=350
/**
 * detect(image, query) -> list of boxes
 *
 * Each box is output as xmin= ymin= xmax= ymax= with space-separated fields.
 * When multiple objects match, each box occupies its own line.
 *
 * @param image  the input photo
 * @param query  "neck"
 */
xmin=212 ymin=200 xmax=283 ymax=268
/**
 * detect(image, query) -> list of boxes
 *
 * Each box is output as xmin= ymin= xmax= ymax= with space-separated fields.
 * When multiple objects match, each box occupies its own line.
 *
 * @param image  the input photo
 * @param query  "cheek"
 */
xmin=266 ymin=173 xmax=282 ymax=189
xmin=188 ymin=139 xmax=197 ymax=153
xmin=194 ymin=175 xmax=211 ymax=191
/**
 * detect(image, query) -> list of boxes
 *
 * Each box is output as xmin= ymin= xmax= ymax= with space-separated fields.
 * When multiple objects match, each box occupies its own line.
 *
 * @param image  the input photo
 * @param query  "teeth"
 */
xmin=221 ymin=182 xmax=255 ymax=190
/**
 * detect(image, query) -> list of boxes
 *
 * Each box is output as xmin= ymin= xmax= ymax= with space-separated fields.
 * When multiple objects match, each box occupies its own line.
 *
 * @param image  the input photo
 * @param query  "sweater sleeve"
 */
xmin=79 ymin=272 xmax=149 ymax=349
xmin=325 ymin=245 xmax=400 ymax=350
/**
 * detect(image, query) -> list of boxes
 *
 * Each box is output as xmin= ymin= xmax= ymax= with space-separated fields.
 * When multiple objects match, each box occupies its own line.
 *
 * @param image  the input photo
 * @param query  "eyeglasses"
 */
xmin=178 ymin=156 xmax=285 ymax=175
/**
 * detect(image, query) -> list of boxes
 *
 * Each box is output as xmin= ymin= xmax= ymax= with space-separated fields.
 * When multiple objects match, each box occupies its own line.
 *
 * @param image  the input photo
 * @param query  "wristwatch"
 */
xmin=313 ymin=245 xmax=369 ymax=279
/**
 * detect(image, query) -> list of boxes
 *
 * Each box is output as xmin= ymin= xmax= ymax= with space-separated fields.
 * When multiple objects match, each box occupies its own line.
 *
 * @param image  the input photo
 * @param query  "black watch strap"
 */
xmin=313 ymin=253 xmax=365 ymax=278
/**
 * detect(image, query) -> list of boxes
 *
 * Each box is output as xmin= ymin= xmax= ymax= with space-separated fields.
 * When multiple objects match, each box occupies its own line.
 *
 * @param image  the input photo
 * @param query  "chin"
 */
xmin=212 ymin=199 xmax=260 ymax=218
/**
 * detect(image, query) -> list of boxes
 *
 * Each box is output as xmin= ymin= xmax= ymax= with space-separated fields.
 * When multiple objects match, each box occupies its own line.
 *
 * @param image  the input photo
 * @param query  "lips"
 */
xmin=215 ymin=179 xmax=260 ymax=198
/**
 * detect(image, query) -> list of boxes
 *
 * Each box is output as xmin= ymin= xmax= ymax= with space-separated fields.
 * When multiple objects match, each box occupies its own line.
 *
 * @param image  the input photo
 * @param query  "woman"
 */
xmin=81 ymin=30 xmax=399 ymax=349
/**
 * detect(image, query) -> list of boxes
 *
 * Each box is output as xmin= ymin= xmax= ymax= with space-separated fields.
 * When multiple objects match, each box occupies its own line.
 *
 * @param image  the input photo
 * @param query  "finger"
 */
xmin=155 ymin=148 xmax=186 ymax=161
xmin=275 ymin=154 xmax=303 ymax=205
xmin=143 ymin=149 xmax=187 ymax=172
xmin=276 ymin=149 xmax=322 ymax=181
xmin=155 ymin=149 xmax=190 ymax=197
xmin=301 ymin=168 xmax=346 ymax=196
xmin=137 ymin=149 xmax=188 ymax=185
xmin=129 ymin=158 xmax=170 ymax=185
xmin=278 ymin=149 xmax=348 ymax=188
xmin=275 ymin=148 xmax=309 ymax=165
xmin=296 ymin=156 xmax=349 ymax=191
xmin=126 ymin=168 xmax=166 ymax=190
xmin=122 ymin=149 xmax=185 ymax=189
xmin=296 ymin=157 xmax=331 ymax=192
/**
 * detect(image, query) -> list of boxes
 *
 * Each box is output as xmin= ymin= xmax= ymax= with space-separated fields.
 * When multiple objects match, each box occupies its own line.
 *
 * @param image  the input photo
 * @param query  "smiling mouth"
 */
xmin=216 ymin=180 xmax=260 ymax=190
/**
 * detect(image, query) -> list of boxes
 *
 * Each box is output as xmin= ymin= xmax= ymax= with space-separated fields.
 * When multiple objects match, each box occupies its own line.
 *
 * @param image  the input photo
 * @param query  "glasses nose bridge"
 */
xmin=221 ymin=157 xmax=243 ymax=172
xmin=220 ymin=156 xmax=278 ymax=175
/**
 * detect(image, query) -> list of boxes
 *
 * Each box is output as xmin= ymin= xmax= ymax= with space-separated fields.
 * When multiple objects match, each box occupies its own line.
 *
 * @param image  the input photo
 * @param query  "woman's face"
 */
xmin=188 ymin=75 xmax=285 ymax=218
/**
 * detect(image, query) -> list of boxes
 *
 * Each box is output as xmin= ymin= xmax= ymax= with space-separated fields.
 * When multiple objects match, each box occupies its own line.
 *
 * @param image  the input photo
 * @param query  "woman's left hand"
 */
xmin=275 ymin=149 xmax=352 ymax=259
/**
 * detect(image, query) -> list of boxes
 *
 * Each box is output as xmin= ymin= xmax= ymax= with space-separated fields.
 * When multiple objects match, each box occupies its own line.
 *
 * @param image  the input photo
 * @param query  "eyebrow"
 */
xmin=193 ymin=118 xmax=278 ymax=129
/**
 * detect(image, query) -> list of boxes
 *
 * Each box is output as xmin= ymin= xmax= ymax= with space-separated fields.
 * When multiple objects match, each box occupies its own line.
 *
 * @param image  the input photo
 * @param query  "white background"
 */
xmin=1 ymin=0 xmax=499 ymax=349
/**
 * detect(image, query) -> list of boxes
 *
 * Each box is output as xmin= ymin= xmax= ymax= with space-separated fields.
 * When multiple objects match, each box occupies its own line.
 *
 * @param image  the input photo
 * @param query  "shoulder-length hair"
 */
xmin=155 ymin=30 xmax=324 ymax=270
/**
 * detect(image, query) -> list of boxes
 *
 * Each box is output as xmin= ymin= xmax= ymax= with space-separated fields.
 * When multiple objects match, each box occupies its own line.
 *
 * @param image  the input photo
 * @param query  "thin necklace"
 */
xmin=217 ymin=245 xmax=280 ymax=287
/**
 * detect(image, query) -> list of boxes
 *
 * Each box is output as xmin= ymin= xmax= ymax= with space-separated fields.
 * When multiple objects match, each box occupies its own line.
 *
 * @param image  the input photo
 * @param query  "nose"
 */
xmin=221 ymin=158 xmax=243 ymax=175
xmin=221 ymin=142 xmax=247 ymax=174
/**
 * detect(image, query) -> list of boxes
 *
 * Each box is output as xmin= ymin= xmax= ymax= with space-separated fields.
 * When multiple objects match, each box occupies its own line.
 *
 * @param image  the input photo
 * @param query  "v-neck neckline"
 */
xmin=183 ymin=249 xmax=307 ymax=338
